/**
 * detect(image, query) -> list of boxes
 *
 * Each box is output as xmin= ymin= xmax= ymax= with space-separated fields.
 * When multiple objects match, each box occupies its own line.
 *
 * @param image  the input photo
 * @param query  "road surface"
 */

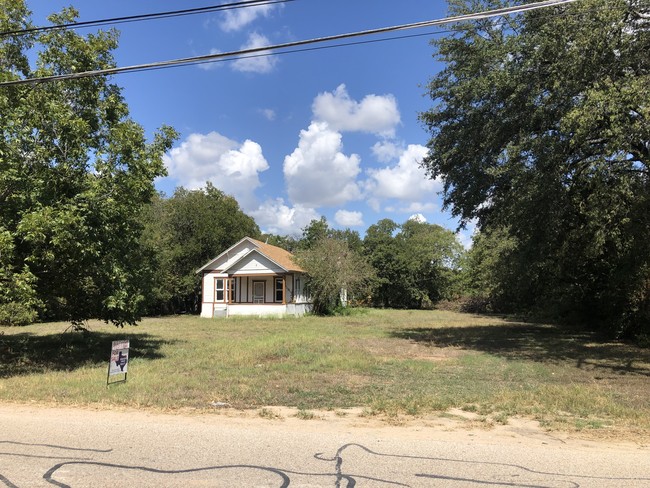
xmin=0 ymin=404 xmax=648 ymax=487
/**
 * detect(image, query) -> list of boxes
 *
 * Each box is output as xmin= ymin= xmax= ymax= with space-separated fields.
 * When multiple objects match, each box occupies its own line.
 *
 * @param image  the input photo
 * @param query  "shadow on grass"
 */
xmin=0 ymin=331 xmax=177 ymax=378
xmin=391 ymin=322 xmax=650 ymax=377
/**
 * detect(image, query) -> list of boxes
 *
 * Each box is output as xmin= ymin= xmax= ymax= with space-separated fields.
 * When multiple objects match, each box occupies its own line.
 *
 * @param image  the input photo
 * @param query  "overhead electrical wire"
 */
xmin=0 ymin=0 xmax=294 ymax=38
xmin=0 ymin=0 xmax=580 ymax=87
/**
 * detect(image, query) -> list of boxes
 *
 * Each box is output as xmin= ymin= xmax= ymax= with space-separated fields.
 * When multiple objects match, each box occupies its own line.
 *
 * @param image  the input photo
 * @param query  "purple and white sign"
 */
xmin=109 ymin=340 xmax=130 ymax=376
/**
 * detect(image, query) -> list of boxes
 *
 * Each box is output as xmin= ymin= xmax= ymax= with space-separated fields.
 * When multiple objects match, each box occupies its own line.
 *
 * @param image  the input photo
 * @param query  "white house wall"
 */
xmin=200 ymin=273 xmax=310 ymax=318
xmin=202 ymin=272 xmax=227 ymax=303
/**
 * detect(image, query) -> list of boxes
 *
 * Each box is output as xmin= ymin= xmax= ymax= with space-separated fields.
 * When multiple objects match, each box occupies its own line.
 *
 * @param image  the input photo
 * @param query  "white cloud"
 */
xmin=249 ymin=199 xmax=319 ymax=237
xmin=408 ymin=213 xmax=427 ymax=223
xmin=232 ymin=33 xmax=278 ymax=73
xmin=366 ymin=144 xmax=441 ymax=201
xmin=334 ymin=210 xmax=364 ymax=227
xmin=371 ymin=140 xmax=405 ymax=163
xmin=385 ymin=202 xmax=437 ymax=213
xmin=284 ymin=122 xmax=362 ymax=207
xmin=367 ymin=197 xmax=381 ymax=212
xmin=219 ymin=3 xmax=278 ymax=32
xmin=164 ymin=132 xmax=269 ymax=211
xmin=260 ymin=108 xmax=276 ymax=121
xmin=312 ymin=84 xmax=401 ymax=137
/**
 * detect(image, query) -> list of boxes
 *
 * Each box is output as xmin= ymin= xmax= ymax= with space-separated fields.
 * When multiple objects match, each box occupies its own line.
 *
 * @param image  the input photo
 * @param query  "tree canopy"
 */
xmin=140 ymin=184 xmax=260 ymax=315
xmin=1 ymin=2 xmax=176 ymax=326
xmin=420 ymin=0 xmax=649 ymax=337
xmin=363 ymin=218 xmax=464 ymax=309
xmin=295 ymin=236 xmax=375 ymax=315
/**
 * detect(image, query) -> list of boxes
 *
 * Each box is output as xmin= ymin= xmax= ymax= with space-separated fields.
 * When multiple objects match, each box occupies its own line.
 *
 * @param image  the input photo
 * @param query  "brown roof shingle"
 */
xmin=248 ymin=238 xmax=305 ymax=272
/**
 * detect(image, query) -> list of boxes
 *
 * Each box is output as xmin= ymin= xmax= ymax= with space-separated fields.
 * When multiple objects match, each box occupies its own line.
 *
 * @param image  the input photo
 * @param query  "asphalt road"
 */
xmin=0 ymin=404 xmax=648 ymax=487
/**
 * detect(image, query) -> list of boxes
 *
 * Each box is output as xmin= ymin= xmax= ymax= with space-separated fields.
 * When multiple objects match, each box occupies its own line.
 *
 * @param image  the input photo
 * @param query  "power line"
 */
xmin=0 ymin=0 xmax=581 ymax=87
xmin=173 ymin=2 xmax=622 ymax=73
xmin=0 ymin=0 xmax=293 ymax=38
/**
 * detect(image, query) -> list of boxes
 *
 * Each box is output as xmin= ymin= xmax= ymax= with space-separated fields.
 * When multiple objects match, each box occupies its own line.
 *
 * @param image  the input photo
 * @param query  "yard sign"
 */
xmin=107 ymin=339 xmax=129 ymax=385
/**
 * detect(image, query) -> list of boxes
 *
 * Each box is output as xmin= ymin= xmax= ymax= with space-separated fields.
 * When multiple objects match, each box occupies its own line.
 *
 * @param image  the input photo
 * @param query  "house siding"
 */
xmin=198 ymin=237 xmax=310 ymax=318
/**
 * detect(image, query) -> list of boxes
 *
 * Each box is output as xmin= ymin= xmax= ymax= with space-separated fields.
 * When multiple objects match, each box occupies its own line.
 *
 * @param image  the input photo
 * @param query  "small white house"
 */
xmin=197 ymin=237 xmax=311 ymax=318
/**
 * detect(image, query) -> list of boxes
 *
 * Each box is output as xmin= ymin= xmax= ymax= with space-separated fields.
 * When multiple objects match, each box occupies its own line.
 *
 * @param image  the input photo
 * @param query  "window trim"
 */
xmin=215 ymin=278 xmax=225 ymax=302
xmin=275 ymin=277 xmax=284 ymax=303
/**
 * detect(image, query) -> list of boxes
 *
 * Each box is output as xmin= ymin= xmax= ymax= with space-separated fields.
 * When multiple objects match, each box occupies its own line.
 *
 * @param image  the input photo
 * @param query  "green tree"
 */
xmin=397 ymin=219 xmax=465 ymax=308
xmin=295 ymin=237 xmax=375 ymax=315
xmin=260 ymin=234 xmax=299 ymax=252
xmin=363 ymin=219 xmax=400 ymax=307
xmin=298 ymin=217 xmax=331 ymax=250
xmin=298 ymin=217 xmax=363 ymax=252
xmin=141 ymin=184 xmax=260 ymax=314
xmin=0 ymin=3 xmax=176 ymax=326
xmin=461 ymin=226 xmax=518 ymax=311
xmin=420 ymin=0 xmax=649 ymax=337
xmin=363 ymin=219 xmax=464 ymax=308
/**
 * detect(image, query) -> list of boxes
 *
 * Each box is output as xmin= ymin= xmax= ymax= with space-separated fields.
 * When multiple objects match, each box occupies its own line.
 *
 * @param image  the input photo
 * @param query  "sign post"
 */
xmin=107 ymin=339 xmax=130 ymax=386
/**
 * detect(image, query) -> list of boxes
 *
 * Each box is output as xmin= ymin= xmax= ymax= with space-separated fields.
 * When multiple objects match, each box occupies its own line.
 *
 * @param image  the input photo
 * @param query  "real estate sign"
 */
xmin=109 ymin=340 xmax=130 ymax=376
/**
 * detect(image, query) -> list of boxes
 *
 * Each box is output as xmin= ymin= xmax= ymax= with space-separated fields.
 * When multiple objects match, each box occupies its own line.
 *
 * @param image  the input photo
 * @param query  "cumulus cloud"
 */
xmin=366 ymin=144 xmax=442 ymax=202
xmin=219 ymin=3 xmax=278 ymax=32
xmin=164 ymin=131 xmax=269 ymax=211
xmin=371 ymin=140 xmax=405 ymax=163
xmin=334 ymin=210 xmax=364 ymax=227
xmin=232 ymin=32 xmax=278 ymax=73
xmin=312 ymin=84 xmax=401 ymax=137
xmin=249 ymin=198 xmax=319 ymax=236
xmin=385 ymin=202 xmax=437 ymax=213
xmin=284 ymin=122 xmax=362 ymax=207
xmin=408 ymin=213 xmax=427 ymax=223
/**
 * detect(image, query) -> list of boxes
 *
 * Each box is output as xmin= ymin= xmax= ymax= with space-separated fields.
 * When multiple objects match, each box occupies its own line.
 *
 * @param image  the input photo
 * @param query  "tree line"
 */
xmin=140 ymin=194 xmax=466 ymax=318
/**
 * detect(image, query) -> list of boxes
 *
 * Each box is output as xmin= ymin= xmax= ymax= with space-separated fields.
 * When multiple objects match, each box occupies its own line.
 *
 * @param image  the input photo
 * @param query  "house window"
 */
xmin=215 ymin=279 xmax=224 ymax=302
xmin=228 ymin=278 xmax=236 ymax=303
xmin=275 ymin=277 xmax=284 ymax=302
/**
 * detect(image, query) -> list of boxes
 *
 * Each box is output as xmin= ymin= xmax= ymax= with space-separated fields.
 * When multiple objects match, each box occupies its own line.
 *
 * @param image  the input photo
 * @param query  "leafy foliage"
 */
xmin=295 ymin=237 xmax=375 ymax=315
xmin=420 ymin=0 xmax=650 ymax=337
xmin=1 ymin=2 xmax=176 ymax=326
xmin=140 ymin=184 xmax=260 ymax=315
xmin=298 ymin=217 xmax=363 ymax=253
xmin=363 ymin=218 xmax=465 ymax=308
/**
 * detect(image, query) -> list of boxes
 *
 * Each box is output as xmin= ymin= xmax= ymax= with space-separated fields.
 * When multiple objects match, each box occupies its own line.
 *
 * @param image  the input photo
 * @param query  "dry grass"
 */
xmin=1 ymin=309 xmax=648 ymax=437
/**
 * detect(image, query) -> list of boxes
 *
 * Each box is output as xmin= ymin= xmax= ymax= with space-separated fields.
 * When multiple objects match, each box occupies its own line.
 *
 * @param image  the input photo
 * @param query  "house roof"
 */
xmin=247 ymin=238 xmax=305 ymax=272
xmin=196 ymin=237 xmax=304 ymax=274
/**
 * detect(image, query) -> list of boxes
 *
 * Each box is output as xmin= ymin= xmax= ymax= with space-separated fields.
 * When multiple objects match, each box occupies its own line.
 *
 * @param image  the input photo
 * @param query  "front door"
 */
xmin=253 ymin=281 xmax=265 ymax=303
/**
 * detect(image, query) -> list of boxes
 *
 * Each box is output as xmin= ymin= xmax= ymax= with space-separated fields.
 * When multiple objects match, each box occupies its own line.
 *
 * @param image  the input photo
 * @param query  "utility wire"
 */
xmin=0 ymin=0 xmax=293 ymax=38
xmin=0 ymin=0 xmax=580 ymax=87
xmin=177 ymin=2 xmax=622 ymax=73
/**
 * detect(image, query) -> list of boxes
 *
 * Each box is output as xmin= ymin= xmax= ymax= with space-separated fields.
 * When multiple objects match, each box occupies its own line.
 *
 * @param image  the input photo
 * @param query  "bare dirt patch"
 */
xmin=352 ymin=337 xmax=466 ymax=362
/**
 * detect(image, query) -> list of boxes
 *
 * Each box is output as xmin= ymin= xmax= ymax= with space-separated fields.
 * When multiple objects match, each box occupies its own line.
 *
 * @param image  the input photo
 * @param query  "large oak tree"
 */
xmin=420 ymin=0 xmax=649 ymax=337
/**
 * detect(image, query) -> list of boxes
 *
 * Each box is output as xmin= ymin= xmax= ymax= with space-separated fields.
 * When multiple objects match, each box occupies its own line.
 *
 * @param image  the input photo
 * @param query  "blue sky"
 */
xmin=26 ymin=0 xmax=474 ymax=244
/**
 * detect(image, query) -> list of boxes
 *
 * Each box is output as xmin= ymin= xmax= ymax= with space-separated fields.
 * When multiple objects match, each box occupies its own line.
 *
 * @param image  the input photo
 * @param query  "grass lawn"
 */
xmin=1 ymin=309 xmax=648 ymax=435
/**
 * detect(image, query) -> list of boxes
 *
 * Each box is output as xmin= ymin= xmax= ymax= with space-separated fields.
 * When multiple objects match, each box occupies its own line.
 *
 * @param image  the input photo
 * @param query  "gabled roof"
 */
xmin=196 ymin=237 xmax=304 ymax=274
xmin=247 ymin=238 xmax=304 ymax=272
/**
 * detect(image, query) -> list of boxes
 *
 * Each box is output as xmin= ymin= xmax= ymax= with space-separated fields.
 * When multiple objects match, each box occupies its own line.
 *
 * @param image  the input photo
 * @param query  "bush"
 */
xmin=0 ymin=302 xmax=38 ymax=326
